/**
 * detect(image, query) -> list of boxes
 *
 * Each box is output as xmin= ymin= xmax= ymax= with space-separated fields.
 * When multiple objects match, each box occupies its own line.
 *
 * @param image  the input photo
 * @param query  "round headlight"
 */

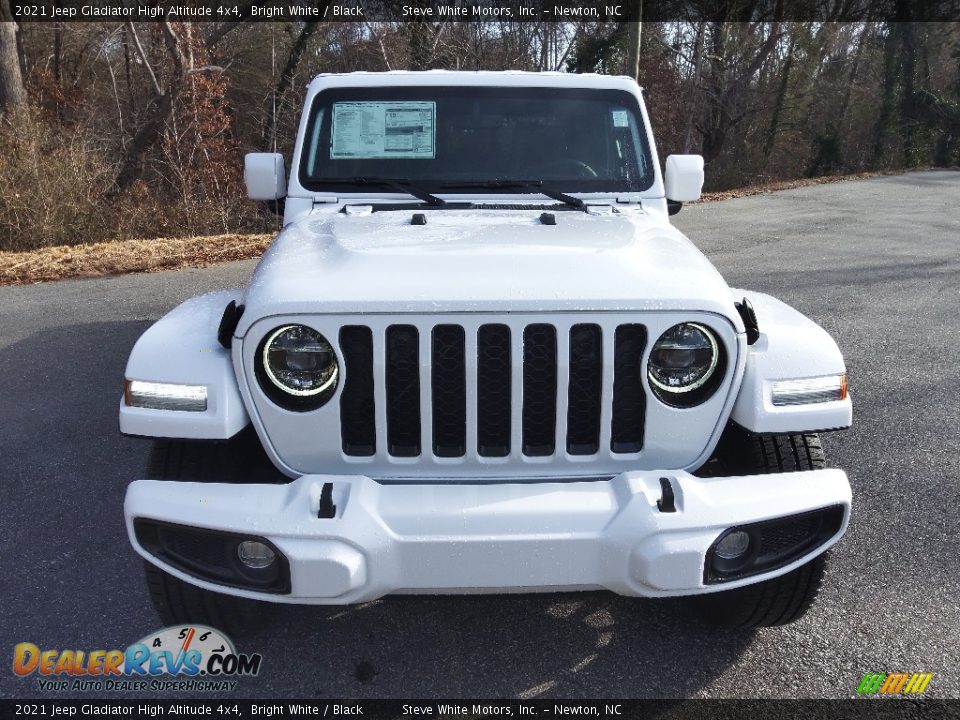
xmin=647 ymin=323 xmax=720 ymax=403
xmin=259 ymin=325 xmax=338 ymax=406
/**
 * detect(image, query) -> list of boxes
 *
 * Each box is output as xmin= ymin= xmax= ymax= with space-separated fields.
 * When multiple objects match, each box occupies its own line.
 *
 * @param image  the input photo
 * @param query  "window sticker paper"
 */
xmin=331 ymin=101 xmax=436 ymax=159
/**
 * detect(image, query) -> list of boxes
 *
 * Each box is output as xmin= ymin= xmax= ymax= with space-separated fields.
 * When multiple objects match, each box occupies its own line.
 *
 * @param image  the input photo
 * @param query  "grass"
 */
xmin=0 ymin=233 xmax=272 ymax=287
xmin=0 ymin=170 xmax=906 ymax=287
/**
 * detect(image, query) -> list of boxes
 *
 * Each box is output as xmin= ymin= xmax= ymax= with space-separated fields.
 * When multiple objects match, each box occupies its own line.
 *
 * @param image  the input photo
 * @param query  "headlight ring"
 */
xmin=647 ymin=322 xmax=725 ymax=408
xmin=256 ymin=324 xmax=339 ymax=411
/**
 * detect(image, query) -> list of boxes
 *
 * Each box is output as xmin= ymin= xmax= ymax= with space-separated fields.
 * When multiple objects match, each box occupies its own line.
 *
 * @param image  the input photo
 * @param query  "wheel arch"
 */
xmin=119 ymin=290 xmax=250 ymax=440
xmin=730 ymin=290 xmax=852 ymax=434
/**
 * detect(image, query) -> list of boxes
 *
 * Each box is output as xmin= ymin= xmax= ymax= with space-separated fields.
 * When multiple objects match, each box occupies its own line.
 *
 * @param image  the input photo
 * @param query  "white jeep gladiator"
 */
xmin=120 ymin=71 xmax=852 ymax=632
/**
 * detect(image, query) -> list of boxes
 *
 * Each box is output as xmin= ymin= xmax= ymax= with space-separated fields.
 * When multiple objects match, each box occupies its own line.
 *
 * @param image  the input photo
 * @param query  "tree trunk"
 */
xmin=763 ymin=33 xmax=795 ymax=158
xmin=699 ymin=20 xmax=782 ymax=164
xmin=110 ymin=21 xmax=188 ymax=196
xmin=871 ymin=23 xmax=900 ymax=167
xmin=407 ymin=10 xmax=435 ymax=71
xmin=898 ymin=20 xmax=916 ymax=165
xmin=0 ymin=19 xmax=27 ymax=114
xmin=682 ymin=22 xmax=704 ymax=154
xmin=53 ymin=23 xmax=62 ymax=83
xmin=625 ymin=21 xmax=641 ymax=82
xmin=836 ymin=23 xmax=868 ymax=129
xmin=263 ymin=20 xmax=320 ymax=147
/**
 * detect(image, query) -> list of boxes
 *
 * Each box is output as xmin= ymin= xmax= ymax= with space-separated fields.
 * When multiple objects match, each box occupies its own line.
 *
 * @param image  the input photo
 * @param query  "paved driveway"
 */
xmin=1 ymin=170 xmax=957 ymax=699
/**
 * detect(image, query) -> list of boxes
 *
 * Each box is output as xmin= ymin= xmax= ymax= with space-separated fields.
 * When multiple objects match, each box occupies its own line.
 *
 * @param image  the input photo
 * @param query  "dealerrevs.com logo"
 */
xmin=856 ymin=672 xmax=934 ymax=696
xmin=12 ymin=625 xmax=262 ymax=692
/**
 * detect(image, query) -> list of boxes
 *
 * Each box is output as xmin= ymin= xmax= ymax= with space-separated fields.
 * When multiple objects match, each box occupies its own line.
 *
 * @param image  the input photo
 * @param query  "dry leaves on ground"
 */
xmin=699 ymin=171 xmax=892 ymax=202
xmin=0 ymin=233 xmax=273 ymax=286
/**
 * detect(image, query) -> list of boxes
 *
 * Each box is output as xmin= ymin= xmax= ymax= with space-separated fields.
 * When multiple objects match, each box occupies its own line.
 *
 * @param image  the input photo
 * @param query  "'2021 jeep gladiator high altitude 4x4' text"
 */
xmin=120 ymin=71 xmax=852 ymax=632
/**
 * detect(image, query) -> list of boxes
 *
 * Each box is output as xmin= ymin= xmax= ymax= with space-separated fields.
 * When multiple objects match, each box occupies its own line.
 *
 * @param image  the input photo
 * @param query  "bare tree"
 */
xmin=625 ymin=22 xmax=641 ymax=81
xmin=0 ymin=16 xmax=27 ymax=114
xmin=263 ymin=19 xmax=323 ymax=147
xmin=697 ymin=18 xmax=784 ymax=163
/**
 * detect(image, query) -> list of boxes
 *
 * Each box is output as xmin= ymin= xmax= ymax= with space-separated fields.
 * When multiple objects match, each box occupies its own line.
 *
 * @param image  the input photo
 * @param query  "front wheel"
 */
xmin=140 ymin=432 xmax=279 ymax=634
xmin=144 ymin=562 xmax=269 ymax=636
xmin=693 ymin=426 xmax=832 ymax=627
xmin=693 ymin=552 xmax=829 ymax=627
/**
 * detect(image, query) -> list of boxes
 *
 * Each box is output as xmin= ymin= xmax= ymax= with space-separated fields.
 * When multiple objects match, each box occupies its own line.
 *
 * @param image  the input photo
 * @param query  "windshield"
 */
xmin=299 ymin=86 xmax=654 ymax=195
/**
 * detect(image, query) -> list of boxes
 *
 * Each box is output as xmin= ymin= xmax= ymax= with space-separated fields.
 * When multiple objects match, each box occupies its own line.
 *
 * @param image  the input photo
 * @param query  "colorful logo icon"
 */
xmin=856 ymin=672 xmax=933 ymax=696
xmin=13 ymin=625 xmax=262 ymax=692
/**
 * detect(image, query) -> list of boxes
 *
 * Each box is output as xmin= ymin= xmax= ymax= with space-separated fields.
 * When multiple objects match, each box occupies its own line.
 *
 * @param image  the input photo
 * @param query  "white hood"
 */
xmin=237 ymin=206 xmax=738 ymax=335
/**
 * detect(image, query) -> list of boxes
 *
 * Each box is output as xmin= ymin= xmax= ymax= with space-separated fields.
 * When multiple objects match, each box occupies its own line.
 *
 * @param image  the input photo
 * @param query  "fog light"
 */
xmin=715 ymin=530 xmax=751 ymax=560
xmin=237 ymin=541 xmax=276 ymax=569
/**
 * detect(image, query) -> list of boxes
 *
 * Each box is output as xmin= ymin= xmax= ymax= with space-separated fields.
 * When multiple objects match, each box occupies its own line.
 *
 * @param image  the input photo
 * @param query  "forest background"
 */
xmin=1 ymin=4 xmax=958 ymax=252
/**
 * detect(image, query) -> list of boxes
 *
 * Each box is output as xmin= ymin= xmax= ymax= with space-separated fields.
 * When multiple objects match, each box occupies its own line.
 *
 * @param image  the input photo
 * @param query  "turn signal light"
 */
xmin=771 ymin=374 xmax=847 ymax=406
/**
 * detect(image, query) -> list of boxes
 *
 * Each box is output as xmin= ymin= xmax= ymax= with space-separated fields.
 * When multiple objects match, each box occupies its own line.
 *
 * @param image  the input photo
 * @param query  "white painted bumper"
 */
xmin=125 ymin=469 xmax=851 ymax=603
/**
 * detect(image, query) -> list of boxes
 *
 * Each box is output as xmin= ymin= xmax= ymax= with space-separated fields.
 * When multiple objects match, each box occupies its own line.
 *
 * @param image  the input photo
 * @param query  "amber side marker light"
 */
xmin=123 ymin=379 xmax=208 ymax=412
xmin=771 ymin=374 xmax=848 ymax=406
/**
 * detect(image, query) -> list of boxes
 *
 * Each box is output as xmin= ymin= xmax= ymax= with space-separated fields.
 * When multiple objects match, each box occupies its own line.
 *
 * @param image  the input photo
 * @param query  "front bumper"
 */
xmin=125 ymin=469 xmax=851 ymax=604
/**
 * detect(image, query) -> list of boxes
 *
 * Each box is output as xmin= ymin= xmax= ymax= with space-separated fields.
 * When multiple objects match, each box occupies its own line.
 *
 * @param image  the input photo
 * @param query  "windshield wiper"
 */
xmin=310 ymin=176 xmax=446 ymax=206
xmin=440 ymin=180 xmax=585 ymax=209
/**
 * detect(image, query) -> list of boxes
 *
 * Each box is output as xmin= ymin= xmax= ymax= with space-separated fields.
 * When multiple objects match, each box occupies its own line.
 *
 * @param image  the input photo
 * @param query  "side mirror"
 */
xmin=244 ymin=152 xmax=287 ymax=201
xmin=664 ymin=154 xmax=704 ymax=205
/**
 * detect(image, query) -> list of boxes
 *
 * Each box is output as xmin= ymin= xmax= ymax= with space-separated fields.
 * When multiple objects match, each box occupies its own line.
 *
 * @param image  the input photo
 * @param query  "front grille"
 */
xmin=566 ymin=324 xmax=603 ymax=455
xmin=431 ymin=325 xmax=466 ymax=457
xmin=476 ymin=324 xmax=511 ymax=457
xmin=610 ymin=324 xmax=646 ymax=453
xmin=522 ymin=324 xmax=558 ymax=456
xmin=340 ymin=322 xmax=647 ymax=460
xmin=385 ymin=325 xmax=421 ymax=457
xmin=339 ymin=326 xmax=376 ymax=456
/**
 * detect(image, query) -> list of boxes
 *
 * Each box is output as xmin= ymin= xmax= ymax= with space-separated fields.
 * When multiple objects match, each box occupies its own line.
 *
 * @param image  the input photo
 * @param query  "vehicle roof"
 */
xmin=306 ymin=70 xmax=643 ymax=93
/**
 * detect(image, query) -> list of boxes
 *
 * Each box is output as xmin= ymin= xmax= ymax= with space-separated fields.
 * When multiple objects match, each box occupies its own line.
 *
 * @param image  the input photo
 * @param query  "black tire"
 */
xmin=692 ymin=425 xmax=831 ymax=627
xmin=144 ymin=561 xmax=269 ymax=637
xmin=141 ymin=429 xmax=280 ymax=634
xmin=700 ymin=424 xmax=826 ymax=477
xmin=694 ymin=551 xmax=829 ymax=627
xmin=146 ymin=425 xmax=289 ymax=484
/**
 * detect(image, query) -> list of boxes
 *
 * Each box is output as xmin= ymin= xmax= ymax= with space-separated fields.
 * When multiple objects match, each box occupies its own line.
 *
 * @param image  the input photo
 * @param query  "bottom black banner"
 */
xmin=0 ymin=699 xmax=956 ymax=720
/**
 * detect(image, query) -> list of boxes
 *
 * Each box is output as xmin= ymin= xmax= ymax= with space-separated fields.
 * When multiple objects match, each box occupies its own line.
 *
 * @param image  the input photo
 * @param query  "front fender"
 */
xmin=731 ymin=290 xmax=852 ymax=434
xmin=119 ymin=290 xmax=249 ymax=440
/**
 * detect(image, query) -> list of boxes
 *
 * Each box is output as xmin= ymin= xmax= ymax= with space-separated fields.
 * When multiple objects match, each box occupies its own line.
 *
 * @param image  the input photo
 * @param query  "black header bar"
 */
xmin=9 ymin=0 xmax=960 ymax=23
xmin=0 ymin=699 xmax=954 ymax=719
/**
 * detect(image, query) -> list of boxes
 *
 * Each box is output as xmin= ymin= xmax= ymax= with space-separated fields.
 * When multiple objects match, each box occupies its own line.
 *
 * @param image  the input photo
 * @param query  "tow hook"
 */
xmin=657 ymin=477 xmax=676 ymax=513
xmin=318 ymin=482 xmax=337 ymax=519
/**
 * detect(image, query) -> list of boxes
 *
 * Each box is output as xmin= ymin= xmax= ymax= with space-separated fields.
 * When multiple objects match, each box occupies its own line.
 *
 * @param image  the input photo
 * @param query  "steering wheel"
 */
xmin=536 ymin=159 xmax=599 ymax=178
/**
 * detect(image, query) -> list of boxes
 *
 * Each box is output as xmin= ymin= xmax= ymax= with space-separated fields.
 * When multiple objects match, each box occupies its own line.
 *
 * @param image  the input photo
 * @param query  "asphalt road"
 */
xmin=1 ymin=170 xmax=958 ymax=700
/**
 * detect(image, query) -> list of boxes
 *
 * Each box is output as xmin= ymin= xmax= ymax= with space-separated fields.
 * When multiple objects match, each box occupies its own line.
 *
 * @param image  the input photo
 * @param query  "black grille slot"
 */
xmin=339 ymin=326 xmax=376 ymax=456
xmin=431 ymin=325 xmax=466 ymax=457
xmin=522 ymin=324 xmax=557 ymax=456
xmin=566 ymin=324 xmax=603 ymax=455
xmin=758 ymin=515 xmax=820 ymax=558
xmin=335 ymin=319 xmax=649 ymax=462
xmin=163 ymin=526 xmax=232 ymax=572
xmin=477 ymin=324 xmax=511 ymax=457
xmin=611 ymin=324 xmax=646 ymax=453
xmin=386 ymin=325 xmax=421 ymax=457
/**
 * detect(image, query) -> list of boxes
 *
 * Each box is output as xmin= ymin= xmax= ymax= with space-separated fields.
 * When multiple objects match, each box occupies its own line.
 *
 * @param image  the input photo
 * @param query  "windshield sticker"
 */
xmin=611 ymin=109 xmax=629 ymax=128
xmin=331 ymin=101 xmax=436 ymax=159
